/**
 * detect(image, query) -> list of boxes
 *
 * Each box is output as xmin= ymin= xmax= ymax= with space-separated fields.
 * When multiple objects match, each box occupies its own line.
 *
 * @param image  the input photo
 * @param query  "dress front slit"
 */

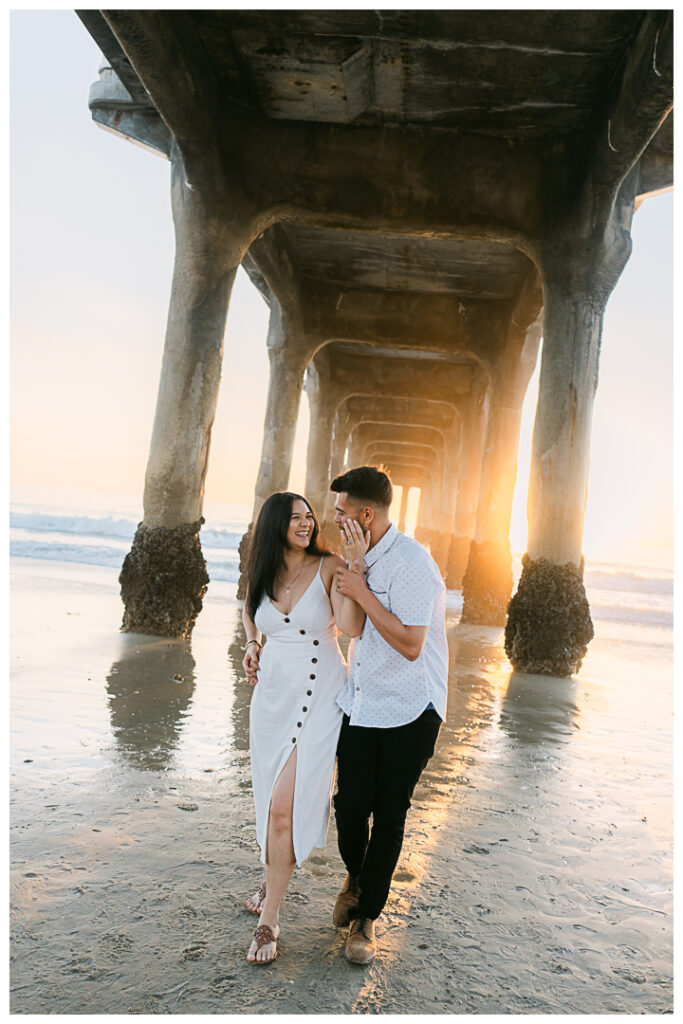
xmin=264 ymin=746 xmax=298 ymax=863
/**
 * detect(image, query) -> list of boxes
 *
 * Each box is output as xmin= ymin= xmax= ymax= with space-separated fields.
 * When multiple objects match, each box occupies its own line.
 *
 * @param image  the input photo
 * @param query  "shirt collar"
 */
xmin=365 ymin=522 xmax=399 ymax=568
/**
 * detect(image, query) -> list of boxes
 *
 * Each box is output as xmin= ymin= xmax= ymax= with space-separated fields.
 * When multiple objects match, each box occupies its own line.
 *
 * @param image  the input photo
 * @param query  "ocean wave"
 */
xmin=10 ymin=510 xmax=138 ymax=541
xmin=584 ymin=567 xmax=672 ymax=596
xmin=10 ymin=536 xmax=240 ymax=585
xmin=9 ymin=505 xmax=673 ymax=628
xmin=589 ymin=602 xmax=673 ymax=628
xmin=10 ymin=511 xmax=244 ymax=551
xmin=199 ymin=528 xmax=242 ymax=550
xmin=10 ymin=539 xmax=130 ymax=570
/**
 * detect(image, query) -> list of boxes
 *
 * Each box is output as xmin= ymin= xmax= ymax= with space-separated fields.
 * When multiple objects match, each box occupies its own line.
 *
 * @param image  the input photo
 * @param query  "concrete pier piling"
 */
xmin=506 ymin=204 xmax=637 ymax=674
xmin=462 ymin=271 xmax=543 ymax=624
xmin=252 ymin=305 xmax=309 ymax=520
xmin=303 ymin=353 xmax=338 ymax=543
xmin=80 ymin=10 xmax=672 ymax=669
xmin=119 ymin=149 xmax=254 ymax=637
xmin=447 ymin=387 xmax=488 ymax=589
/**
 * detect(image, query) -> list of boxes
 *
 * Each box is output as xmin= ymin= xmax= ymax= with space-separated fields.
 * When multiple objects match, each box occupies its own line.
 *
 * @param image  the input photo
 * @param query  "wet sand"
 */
xmin=10 ymin=557 xmax=672 ymax=1014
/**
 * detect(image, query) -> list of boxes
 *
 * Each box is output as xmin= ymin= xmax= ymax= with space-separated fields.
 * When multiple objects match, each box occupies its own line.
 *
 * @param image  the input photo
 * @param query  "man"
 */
xmin=330 ymin=466 xmax=448 ymax=965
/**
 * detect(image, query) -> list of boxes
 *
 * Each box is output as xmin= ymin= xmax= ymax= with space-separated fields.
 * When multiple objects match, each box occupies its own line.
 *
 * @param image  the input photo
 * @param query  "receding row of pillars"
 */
xmin=282 ymin=328 xmax=535 ymax=628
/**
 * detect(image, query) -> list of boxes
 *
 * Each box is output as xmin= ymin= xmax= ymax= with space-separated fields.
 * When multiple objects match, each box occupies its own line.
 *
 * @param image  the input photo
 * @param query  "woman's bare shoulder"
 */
xmin=323 ymin=552 xmax=345 ymax=567
xmin=321 ymin=552 xmax=345 ymax=580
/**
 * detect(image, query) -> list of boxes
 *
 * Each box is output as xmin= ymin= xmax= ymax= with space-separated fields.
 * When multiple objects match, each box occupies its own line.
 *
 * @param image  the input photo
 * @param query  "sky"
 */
xmin=9 ymin=10 xmax=673 ymax=564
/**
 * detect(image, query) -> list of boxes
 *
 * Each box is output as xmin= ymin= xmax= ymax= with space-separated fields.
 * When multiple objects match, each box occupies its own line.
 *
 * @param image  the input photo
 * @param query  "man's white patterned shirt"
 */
xmin=337 ymin=523 xmax=448 ymax=728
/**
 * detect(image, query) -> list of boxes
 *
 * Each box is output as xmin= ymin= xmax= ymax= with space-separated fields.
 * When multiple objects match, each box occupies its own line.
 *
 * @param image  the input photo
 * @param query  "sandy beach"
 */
xmin=10 ymin=555 xmax=672 ymax=1014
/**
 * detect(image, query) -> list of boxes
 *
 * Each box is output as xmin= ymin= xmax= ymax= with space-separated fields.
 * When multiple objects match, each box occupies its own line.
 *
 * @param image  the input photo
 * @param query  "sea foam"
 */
xmin=9 ymin=502 xmax=672 ymax=629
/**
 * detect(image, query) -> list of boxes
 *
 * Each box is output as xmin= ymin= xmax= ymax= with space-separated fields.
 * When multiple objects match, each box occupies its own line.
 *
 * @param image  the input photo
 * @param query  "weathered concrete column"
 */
xmin=120 ymin=147 xmax=257 ymax=637
xmin=430 ymin=531 xmax=450 ymax=576
xmin=462 ymin=281 xmax=542 ymax=625
xmin=447 ymin=387 xmax=488 ymax=588
xmin=397 ymin=484 xmax=410 ymax=533
xmin=330 ymin=405 xmax=352 ymax=479
xmin=506 ymin=187 xmax=638 ymax=674
xmin=459 ymin=388 xmax=524 ymax=623
xmin=413 ymin=484 xmax=429 ymax=546
xmin=252 ymin=306 xmax=309 ymax=515
xmin=346 ymin=435 xmax=365 ymax=469
xmin=304 ymin=351 xmax=337 ymax=531
xmin=236 ymin=305 xmax=310 ymax=598
xmin=431 ymin=502 xmax=454 ymax=577
xmin=430 ymin=416 xmax=461 ymax=579
xmin=429 ymin=461 xmax=451 ymax=577
xmin=415 ymin=476 xmax=439 ymax=550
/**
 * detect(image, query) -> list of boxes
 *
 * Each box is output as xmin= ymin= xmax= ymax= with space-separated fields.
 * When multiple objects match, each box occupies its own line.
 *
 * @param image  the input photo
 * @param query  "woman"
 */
xmin=241 ymin=491 xmax=367 ymax=964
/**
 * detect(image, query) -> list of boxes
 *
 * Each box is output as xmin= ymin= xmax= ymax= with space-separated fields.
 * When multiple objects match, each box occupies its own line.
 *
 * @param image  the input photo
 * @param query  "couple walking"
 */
xmin=241 ymin=466 xmax=448 ymax=965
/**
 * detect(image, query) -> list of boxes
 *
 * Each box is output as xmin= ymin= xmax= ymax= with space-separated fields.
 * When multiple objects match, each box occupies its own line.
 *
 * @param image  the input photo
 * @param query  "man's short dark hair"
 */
xmin=330 ymin=466 xmax=393 ymax=508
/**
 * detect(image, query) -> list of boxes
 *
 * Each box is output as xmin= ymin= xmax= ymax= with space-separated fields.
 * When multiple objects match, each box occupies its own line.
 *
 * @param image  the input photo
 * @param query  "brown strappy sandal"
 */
xmin=248 ymin=923 xmax=278 ymax=964
xmin=246 ymin=881 xmax=266 ymax=914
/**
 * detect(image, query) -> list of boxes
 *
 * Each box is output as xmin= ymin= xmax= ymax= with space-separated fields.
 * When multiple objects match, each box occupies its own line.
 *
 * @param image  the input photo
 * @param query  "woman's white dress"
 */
xmin=250 ymin=560 xmax=346 ymax=867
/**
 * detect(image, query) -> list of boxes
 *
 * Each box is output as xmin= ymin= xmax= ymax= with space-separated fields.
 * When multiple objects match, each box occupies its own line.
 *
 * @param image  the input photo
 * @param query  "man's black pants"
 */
xmin=333 ymin=707 xmax=442 ymax=920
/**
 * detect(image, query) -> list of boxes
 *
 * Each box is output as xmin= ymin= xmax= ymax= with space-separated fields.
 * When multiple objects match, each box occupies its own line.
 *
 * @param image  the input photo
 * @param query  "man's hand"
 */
xmin=340 ymin=518 xmax=370 ymax=568
xmin=335 ymin=567 xmax=429 ymax=662
xmin=242 ymin=647 xmax=260 ymax=686
xmin=334 ymin=562 xmax=369 ymax=605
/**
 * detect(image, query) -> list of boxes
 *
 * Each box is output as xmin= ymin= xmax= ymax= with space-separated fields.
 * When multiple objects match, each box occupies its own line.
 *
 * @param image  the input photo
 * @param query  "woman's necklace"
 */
xmin=277 ymin=559 xmax=307 ymax=594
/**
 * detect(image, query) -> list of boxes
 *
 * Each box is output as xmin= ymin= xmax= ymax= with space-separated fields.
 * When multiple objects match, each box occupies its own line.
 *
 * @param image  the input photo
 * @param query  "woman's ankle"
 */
xmin=258 ymin=902 xmax=280 ymax=927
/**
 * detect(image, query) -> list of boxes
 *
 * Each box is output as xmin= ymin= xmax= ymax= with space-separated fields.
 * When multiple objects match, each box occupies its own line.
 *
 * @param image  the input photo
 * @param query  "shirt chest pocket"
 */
xmin=368 ymin=583 xmax=391 ymax=611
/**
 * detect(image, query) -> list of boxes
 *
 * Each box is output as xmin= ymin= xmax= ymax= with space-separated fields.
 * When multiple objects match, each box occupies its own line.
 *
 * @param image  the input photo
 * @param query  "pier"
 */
xmin=78 ymin=10 xmax=672 ymax=673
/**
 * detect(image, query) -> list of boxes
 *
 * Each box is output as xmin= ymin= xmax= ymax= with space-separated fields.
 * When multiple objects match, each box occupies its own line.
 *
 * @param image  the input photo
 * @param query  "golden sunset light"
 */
xmin=10 ymin=9 xmax=673 ymax=1015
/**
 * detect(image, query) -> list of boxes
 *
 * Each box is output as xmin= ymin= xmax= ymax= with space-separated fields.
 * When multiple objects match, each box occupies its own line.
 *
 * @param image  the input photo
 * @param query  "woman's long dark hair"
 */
xmin=245 ymin=492 xmax=329 ymax=622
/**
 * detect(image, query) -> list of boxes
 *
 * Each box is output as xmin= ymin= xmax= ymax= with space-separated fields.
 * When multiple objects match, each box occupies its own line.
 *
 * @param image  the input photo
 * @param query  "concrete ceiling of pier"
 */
xmin=204 ymin=8 xmax=658 ymax=371
xmin=194 ymin=10 xmax=644 ymax=136
xmin=80 ymin=10 xmax=672 ymax=389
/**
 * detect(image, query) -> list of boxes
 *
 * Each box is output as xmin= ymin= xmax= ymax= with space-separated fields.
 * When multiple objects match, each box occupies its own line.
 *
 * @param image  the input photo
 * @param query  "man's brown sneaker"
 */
xmin=345 ymin=917 xmax=376 ymax=965
xmin=333 ymin=873 xmax=360 ymax=927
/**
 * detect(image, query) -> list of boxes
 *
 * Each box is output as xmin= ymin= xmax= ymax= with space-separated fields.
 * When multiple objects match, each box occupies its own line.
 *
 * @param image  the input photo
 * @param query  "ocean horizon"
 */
xmin=9 ymin=483 xmax=674 ymax=642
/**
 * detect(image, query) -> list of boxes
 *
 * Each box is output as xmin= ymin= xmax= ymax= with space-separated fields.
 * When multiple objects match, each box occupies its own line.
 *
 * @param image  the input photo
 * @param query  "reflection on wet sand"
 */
xmin=106 ymin=638 xmax=196 ymax=770
xmin=501 ymin=672 xmax=580 ymax=746
xmin=227 ymin=619 xmax=251 ymax=752
xmin=10 ymin=563 xmax=671 ymax=1014
xmin=346 ymin=624 xmax=514 ymax=1009
xmin=347 ymin=621 xmax=671 ymax=1013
